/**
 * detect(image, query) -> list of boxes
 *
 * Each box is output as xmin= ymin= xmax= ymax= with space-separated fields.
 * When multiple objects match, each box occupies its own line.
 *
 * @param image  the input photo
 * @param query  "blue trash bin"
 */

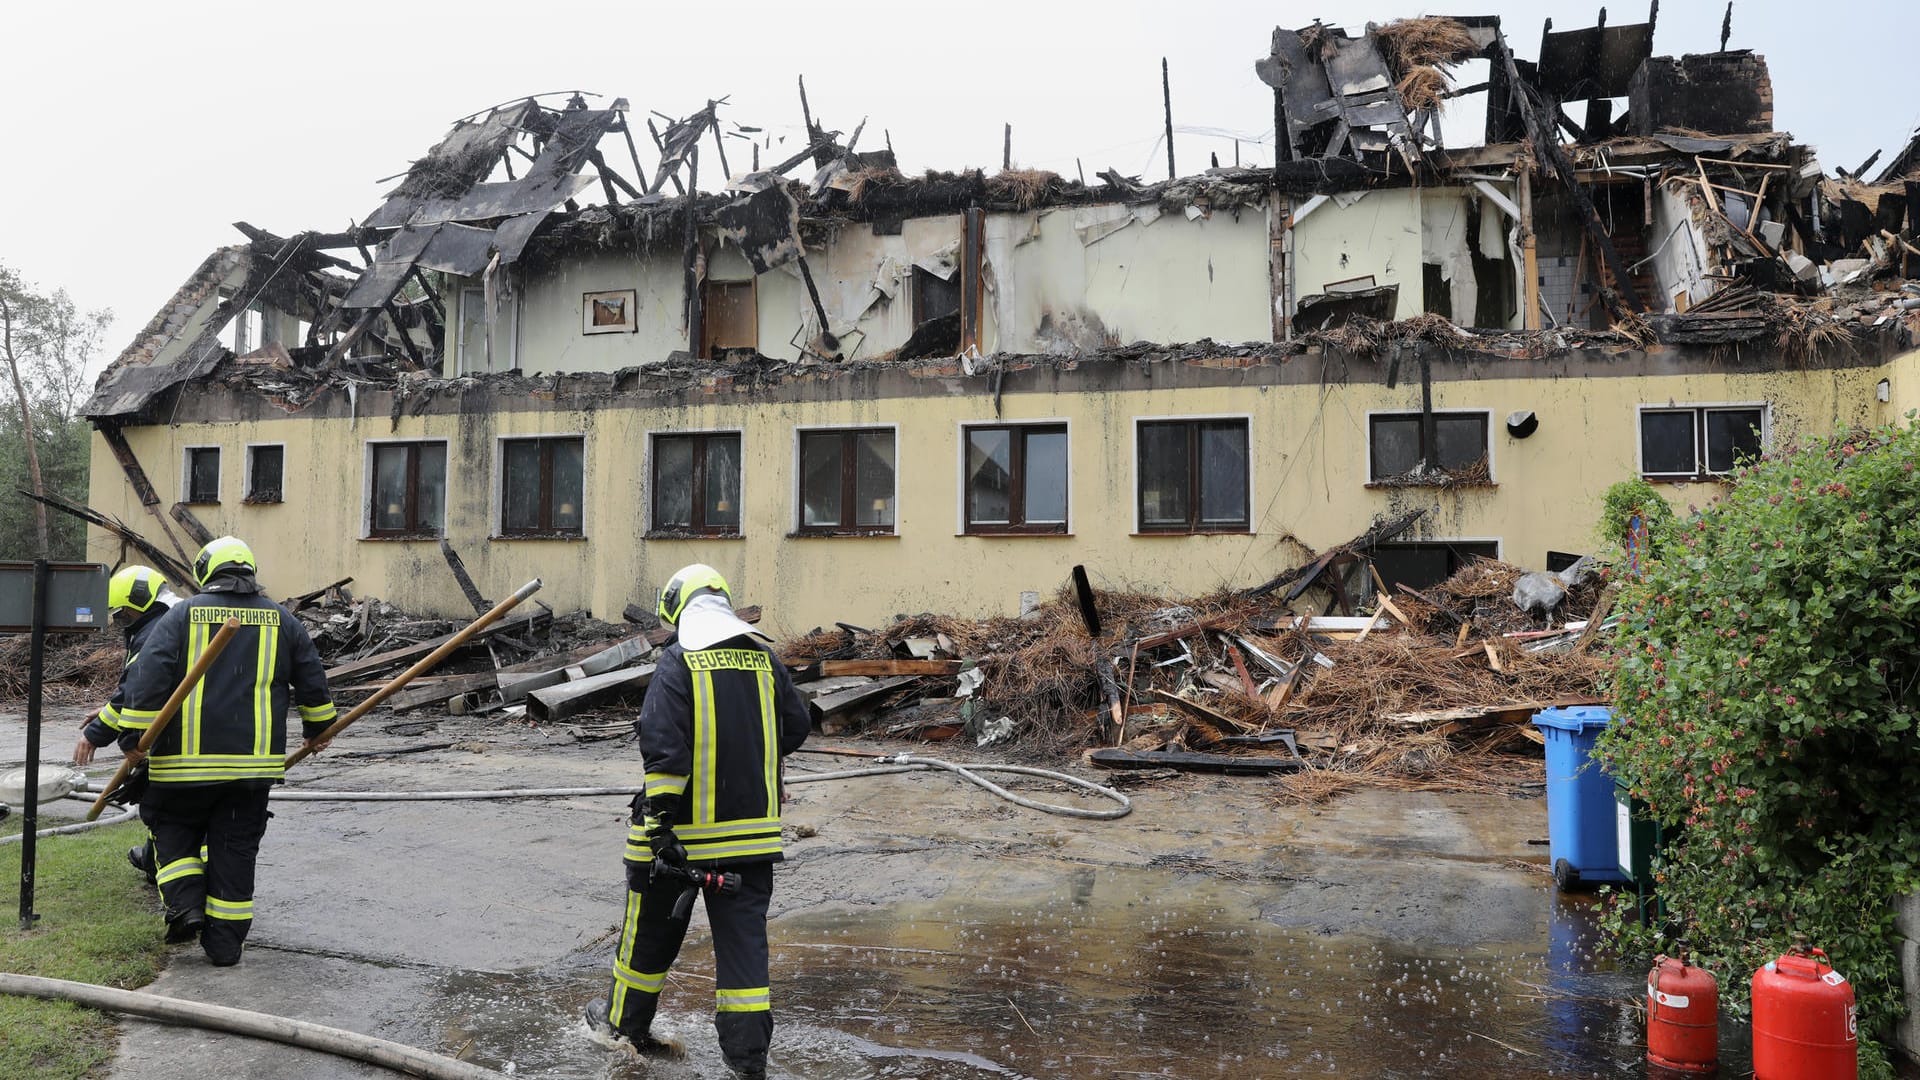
xmin=1532 ymin=705 xmax=1628 ymax=889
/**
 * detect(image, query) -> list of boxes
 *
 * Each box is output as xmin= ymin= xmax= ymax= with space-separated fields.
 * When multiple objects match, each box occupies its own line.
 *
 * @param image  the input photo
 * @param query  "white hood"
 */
xmin=676 ymin=592 xmax=770 ymax=651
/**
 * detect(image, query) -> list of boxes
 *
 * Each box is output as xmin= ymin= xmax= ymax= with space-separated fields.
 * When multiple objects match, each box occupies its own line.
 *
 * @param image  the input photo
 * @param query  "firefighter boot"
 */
xmin=163 ymin=907 xmax=205 ymax=945
xmin=127 ymin=842 xmax=156 ymax=886
xmin=583 ymin=998 xmax=683 ymax=1057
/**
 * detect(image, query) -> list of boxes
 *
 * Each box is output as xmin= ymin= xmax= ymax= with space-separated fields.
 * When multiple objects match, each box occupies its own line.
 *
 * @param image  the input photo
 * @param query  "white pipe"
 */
xmin=0 ymin=804 xmax=138 ymax=846
xmin=1470 ymin=180 xmax=1523 ymax=224
xmin=0 ymin=973 xmax=507 ymax=1080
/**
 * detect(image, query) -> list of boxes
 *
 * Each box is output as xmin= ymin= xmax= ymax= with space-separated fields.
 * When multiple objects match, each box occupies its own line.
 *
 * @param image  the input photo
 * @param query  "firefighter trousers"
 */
xmin=606 ymin=861 xmax=775 ymax=1073
xmin=139 ymin=781 xmax=272 ymax=965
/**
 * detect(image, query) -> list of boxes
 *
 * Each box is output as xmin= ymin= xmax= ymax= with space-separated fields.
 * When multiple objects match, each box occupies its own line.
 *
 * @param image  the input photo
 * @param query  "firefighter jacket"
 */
xmin=85 ymin=600 xmax=176 ymax=750
xmin=114 ymin=589 xmax=336 ymax=786
xmin=625 ymin=636 xmax=811 ymax=867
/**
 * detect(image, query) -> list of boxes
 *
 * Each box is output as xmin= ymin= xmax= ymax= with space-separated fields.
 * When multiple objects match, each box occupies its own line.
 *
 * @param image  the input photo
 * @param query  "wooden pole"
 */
xmin=284 ymin=580 xmax=542 ymax=769
xmin=1519 ymin=169 xmax=1541 ymax=329
xmin=88 ymin=618 xmax=241 ymax=820
xmin=1162 ymin=58 xmax=1176 ymax=180
xmin=1003 ymin=123 xmax=1011 ymax=171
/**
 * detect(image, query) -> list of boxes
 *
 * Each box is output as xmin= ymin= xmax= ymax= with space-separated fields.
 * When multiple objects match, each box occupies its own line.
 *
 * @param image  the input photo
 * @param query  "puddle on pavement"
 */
xmin=420 ymin=867 xmax=1753 ymax=1079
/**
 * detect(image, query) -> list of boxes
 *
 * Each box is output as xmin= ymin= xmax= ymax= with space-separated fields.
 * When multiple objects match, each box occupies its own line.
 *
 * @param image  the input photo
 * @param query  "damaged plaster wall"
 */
xmin=1647 ymin=182 xmax=1715 ymax=313
xmin=85 ymin=353 xmax=1887 ymax=634
xmin=984 ymin=204 xmax=1272 ymax=353
xmin=1291 ymin=188 xmax=1426 ymax=321
xmin=506 ymin=250 xmax=689 ymax=373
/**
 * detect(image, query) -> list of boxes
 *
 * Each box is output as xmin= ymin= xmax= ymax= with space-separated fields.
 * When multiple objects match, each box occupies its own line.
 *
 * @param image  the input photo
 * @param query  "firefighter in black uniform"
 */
xmin=114 ymin=536 xmax=337 ymax=965
xmin=586 ymin=564 xmax=811 ymax=1078
xmin=71 ymin=565 xmax=182 ymax=884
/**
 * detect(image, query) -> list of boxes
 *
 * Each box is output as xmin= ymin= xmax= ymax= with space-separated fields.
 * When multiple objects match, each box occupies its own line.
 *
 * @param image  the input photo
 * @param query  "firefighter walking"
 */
xmin=71 ymin=565 xmax=181 ymax=883
xmin=586 ymin=564 xmax=811 ymax=1078
xmin=113 ymin=537 xmax=337 ymax=965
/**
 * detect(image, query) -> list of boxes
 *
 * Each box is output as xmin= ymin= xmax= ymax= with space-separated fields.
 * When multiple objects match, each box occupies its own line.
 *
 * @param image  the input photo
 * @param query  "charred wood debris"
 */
xmin=4 ymin=510 xmax=1612 ymax=802
xmin=84 ymin=10 xmax=1920 ymax=424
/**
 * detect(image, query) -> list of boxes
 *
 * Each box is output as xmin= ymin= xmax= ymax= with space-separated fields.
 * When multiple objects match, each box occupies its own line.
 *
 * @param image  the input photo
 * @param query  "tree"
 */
xmin=0 ymin=263 xmax=111 ymax=560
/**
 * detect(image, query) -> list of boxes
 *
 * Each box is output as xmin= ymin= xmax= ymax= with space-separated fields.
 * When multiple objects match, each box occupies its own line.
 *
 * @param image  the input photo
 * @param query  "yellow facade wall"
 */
xmin=87 ymin=350 xmax=1902 ymax=638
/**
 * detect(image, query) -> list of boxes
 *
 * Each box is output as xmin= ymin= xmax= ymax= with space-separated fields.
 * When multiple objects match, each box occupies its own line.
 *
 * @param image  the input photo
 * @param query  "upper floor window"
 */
xmin=1137 ymin=419 xmax=1250 ymax=534
xmin=703 ymin=281 xmax=757 ymax=358
xmin=1640 ymin=405 xmax=1766 ymax=481
xmin=500 ymin=436 xmax=585 ymax=538
xmin=368 ymin=440 xmax=446 ymax=538
xmin=245 ymin=444 xmax=284 ymax=505
xmin=964 ymin=424 xmax=1068 ymax=535
xmin=184 ymin=447 xmax=221 ymax=505
xmin=1369 ymin=411 xmax=1490 ymax=483
xmin=799 ymin=428 xmax=895 ymax=535
xmin=652 ymin=432 xmax=742 ymax=536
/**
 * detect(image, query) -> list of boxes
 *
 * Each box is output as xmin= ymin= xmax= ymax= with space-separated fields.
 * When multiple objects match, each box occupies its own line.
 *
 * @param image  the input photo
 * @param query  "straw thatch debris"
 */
xmin=0 ymin=634 xmax=127 ymax=704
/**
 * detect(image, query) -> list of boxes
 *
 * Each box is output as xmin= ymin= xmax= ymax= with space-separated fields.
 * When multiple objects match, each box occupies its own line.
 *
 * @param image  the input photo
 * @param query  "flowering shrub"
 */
xmin=1597 ymin=422 xmax=1920 ymax=1078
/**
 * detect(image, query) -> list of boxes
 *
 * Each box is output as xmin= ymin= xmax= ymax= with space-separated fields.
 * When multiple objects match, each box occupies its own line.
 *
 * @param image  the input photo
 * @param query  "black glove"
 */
xmin=646 ymin=817 xmax=687 ymax=867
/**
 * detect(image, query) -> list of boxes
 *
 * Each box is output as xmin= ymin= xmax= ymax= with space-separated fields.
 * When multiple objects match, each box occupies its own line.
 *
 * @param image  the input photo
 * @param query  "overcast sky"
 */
xmin=3 ymin=0 xmax=1914 ymax=376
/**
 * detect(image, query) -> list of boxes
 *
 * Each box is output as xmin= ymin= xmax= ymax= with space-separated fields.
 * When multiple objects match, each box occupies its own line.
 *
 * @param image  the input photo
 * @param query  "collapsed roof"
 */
xmin=86 ymin=12 xmax=1920 ymax=421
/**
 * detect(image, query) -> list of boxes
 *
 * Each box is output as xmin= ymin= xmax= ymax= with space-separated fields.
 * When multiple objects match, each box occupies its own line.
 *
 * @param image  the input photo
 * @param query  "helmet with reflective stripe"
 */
xmin=657 ymin=564 xmax=730 ymax=626
xmin=108 ymin=565 xmax=168 ymax=613
xmin=193 ymin=536 xmax=257 ymax=588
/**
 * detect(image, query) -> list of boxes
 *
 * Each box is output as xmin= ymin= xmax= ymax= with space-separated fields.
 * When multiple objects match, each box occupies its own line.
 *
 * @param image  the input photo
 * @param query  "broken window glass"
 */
xmin=186 ymin=447 xmax=221 ymax=504
xmin=1371 ymin=416 xmax=1422 ymax=478
xmin=966 ymin=428 xmax=1013 ymax=526
xmin=1198 ymin=424 xmax=1249 ymax=527
xmin=246 ymin=445 xmax=283 ymax=504
xmin=369 ymin=441 xmax=445 ymax=536
xmin=1705 ymin=408 xmax=1764 ymax=473
xmin=963 ymin=425 xmax=1069 ymax=534
xmin=500 ymin=437 xmax=583 ymax=537
xmin=1369 ymin=413 xmax=1488 ymax=480
xmin=1434 ymin=415 xmax=1488 ymax=470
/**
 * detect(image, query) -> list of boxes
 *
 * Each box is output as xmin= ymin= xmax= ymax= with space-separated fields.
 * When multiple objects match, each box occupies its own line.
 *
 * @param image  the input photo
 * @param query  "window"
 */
xmin=367 ymin=441 xmax=447 ymax=538
xmin=702 ymin=281 xmax=756 ymax=357
xmin=798 ymin=429 xmax=895 ymax=534
xmin=652 ymin=432 xmax=742 ymax=536
xmin=245 ymin=445 xmax=284 ymax=504
xmin=184 ymin=447 xmax=221 ymax=504
xmin=964 ymin=424 xmax=1068 ymax=534
xmin=1640 ymin=405 xmax=1766 ymax=481
xmin=1372 ymin=541 xmax=1501 ymax=592
xmin=1136 ymin=419 xmax=1250 ymax=533
xmin=914 ymin=267 xmax=962 ymax=327
xmin=500 ymin=436 xmax=585 ymax=538
xmin=1369 ymin=412 xmax=1491 ymax=481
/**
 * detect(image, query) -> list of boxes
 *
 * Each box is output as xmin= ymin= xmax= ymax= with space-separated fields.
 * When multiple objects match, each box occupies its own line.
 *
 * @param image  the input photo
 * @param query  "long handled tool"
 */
xmin=284 ymin=579 xmax=542 ymax=770
xmin=87 ymin=617 xmax=242 ymax=821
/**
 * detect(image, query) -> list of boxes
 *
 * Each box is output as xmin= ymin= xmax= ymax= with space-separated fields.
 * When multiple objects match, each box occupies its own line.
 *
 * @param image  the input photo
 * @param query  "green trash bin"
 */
xmin=1614 ymin=779 xmax=1668 ymax=925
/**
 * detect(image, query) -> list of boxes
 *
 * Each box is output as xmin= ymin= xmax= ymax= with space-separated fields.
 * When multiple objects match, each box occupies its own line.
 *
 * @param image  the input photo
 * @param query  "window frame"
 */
xmin=494 ymin=434 xmax=588 ymax=540
xmin=648 ymin=429 xmax=746 ymax=538
xmin=1636 ymin=402 xmax=1770 ymax=483
xmin=1131 ymin=415 xmax=1254 ymax=535
xmin=182 ymin=445 xmax=222 ymax=506
xmin=959 ymin=421 xmax=1072 ymax=536
xmin=1369 ymin=539 xmax=1504 ymax=594
xmin=793 ymin=425 xmax=899 ymax=537
xmin=1365 ymin=409 xmax=1494 ymax=483
xmin=913 ymin=265 xmax=963 ymax=328
xmin=362 ymin=438 xmax=449 ymax=540
xmin=242 ymin=442 xmax=285 ymax=505
xmin=701 ymin=279 xmax=758 ymax=358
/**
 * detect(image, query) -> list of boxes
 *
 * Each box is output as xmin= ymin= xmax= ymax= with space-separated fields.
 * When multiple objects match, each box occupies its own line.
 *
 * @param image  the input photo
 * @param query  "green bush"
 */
xmin=1596 ymin=477 xmax=1676 ymax=553
xmin=1596 ymin=422 xmax=1920 ymax=1079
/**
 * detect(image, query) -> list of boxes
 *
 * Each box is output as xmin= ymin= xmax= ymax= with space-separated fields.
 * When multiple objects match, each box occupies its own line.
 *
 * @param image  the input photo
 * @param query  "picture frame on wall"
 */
xmin=582 ymin=289 xmax=637 ymax=334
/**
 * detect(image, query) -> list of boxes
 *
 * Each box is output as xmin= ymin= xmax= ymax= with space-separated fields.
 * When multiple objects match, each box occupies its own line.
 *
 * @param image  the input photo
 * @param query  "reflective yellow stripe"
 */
xmin=113 ymin=705 xmax=159 ymax=730
xmin=205 ymin=896 xmax=254 ymax=921
xmin=184 ymin=620 xmax=207 ymax=754
xmin=674 ymin=817 xmax=779 ymax=840
xmin=156 ymin=856 xmax=204 ymax=884
xmin=614 ymin=958 xmax=668 ymax=994
xmin=758 ymin=667 xmax=778 ymax=817
xmin=99 ymin=704 xmax=124 ymax=729
xmin=644 ymin=772 xmax=688 ymax=797
xmin=716 ymin=987 xmax=771 ymax=1012
xmin=298 ymin=702 xmax=337 ymax=724
xmin=125 ymin=650 xmax=140 ymax=669
xmin=148 ymin=754 xmax=286 ymax=783
xmin=694 ymin=671 xmax=717 ymax=825
xmin=682 ymin=836 xmax=782 ymax=860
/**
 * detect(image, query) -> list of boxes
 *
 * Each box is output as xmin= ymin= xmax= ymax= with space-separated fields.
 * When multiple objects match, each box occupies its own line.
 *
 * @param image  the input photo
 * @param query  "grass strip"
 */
xmin=0 ymin=821 xmax=163 ymax=1080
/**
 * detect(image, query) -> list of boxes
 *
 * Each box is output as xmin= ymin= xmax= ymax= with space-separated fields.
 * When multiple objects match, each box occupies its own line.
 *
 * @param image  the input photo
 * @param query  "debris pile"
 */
xmin=0 ymin=634 xmax=126 ymax=704
xmin=779 ymin=532 xmax=1614 ymax=802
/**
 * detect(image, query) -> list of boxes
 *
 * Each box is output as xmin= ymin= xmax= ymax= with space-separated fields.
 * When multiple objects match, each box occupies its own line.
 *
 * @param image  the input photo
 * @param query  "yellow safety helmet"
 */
xmin=108 ymin=566 xmax=168 ymax=613
xmin=193 ymin=536 xmax=257 ymax=588
xmin=656 ymin=564 xmax=730 ymax=626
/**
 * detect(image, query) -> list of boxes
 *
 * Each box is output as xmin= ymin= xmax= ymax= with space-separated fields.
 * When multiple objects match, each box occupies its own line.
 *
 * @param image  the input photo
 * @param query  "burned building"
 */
xmin=75 ymin=15 xmax=1920 ymax=633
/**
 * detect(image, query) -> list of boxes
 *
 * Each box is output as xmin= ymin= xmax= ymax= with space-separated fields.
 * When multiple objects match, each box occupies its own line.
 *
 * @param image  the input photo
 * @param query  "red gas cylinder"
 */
xmin=1752 ymin=944 xmax=1857 ymax=1080
xmin=1647 ymin=953 xmax=1719 ymax=1072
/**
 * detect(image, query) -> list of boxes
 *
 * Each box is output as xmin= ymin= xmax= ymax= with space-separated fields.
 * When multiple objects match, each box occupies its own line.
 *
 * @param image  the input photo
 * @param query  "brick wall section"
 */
xmin=1630 ymin=52 xmax=1774 ymax=136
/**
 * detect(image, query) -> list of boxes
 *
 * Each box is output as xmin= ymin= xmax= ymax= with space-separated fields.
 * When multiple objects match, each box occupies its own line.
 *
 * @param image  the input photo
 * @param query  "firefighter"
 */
xmin=71 ymin=565 xmax=182 ymax=885
xmin=585 ymin=564 xmax=811 ymax=1078
xmin=114 ymin=537 xmax=337 ymax=965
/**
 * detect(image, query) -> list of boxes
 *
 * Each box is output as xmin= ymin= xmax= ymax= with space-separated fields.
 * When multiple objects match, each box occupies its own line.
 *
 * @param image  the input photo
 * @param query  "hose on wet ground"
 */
xmin=0 ymin=973 xmax=507 ymax=1080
